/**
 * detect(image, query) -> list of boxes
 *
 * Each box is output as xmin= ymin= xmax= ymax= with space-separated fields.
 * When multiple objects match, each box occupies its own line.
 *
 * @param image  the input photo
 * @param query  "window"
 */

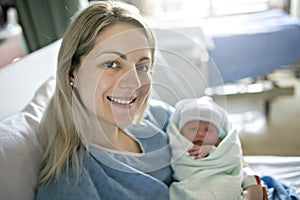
xmin=123 ymin=0 xmax=289 ymax=18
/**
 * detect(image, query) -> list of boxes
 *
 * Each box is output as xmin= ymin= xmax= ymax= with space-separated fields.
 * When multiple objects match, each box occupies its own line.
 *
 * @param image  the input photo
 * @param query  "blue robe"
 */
xmin=36 ymin=99 xmax=174 ymax=200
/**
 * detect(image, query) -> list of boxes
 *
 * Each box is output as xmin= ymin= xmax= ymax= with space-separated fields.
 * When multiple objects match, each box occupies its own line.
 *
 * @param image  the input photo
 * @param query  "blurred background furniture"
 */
xmin=0 ymin=1 xmax=26 ymax=68
xmin=204 ymin=9 xmax=300 ymax=86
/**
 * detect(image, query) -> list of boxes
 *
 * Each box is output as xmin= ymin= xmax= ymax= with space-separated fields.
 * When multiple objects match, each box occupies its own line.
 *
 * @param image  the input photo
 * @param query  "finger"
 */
xmin=262 ymin=185 xmax=268 ymax=200
xmin=188 ymin=146 xmax=201 ymax=153
xmin=188 ymin=150 xmax=200 ymax=157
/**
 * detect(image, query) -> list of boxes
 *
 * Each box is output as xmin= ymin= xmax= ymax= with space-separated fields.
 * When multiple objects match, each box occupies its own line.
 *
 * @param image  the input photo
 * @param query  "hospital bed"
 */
xmin=205 ymin=9 xmax=300 ymax=86
xmin=200 ymin=9 xmax=300 ymax=118
xmin=0 ymin=29 xmax=299 ymax=199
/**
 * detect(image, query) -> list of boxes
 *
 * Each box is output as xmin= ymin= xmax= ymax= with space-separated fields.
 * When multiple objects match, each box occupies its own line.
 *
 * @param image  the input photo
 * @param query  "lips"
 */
xmin=107 ymin=96 xmax=137 ymax=105
xmin=193 ymin=139 xmax=204 ymax=146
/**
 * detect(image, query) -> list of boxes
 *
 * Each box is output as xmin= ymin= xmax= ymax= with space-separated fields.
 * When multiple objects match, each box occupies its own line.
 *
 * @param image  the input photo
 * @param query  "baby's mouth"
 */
xmin=193 ymin=140 xmax=203 ymax=146
xmin=107 ymin=96 xmax=137 ymax=105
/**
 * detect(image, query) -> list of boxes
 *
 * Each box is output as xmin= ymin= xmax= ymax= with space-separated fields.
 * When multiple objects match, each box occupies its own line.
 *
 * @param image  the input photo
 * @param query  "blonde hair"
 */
xmin=38 ymin=1 xmax=156 ymax=183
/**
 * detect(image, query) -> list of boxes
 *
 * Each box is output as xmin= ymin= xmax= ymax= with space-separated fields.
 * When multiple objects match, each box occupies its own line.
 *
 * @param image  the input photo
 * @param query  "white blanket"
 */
xmin=167 ymin=114 xmax=243 ymax=200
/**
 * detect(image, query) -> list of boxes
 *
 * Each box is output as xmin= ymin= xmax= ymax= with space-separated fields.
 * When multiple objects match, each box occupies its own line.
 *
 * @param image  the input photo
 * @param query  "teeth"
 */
xmin=109 ymin=97 xmax=133 ymax=105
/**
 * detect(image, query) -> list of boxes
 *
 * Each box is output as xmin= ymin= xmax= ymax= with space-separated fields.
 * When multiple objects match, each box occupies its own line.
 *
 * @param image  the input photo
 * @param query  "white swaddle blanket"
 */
xmin=167 ymin=98 xmax=243 ymax=200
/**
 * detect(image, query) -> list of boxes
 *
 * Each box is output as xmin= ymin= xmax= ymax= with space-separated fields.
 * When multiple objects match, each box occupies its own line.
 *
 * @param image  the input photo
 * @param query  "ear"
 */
xmin=69 ymin=67 xmax=78 ymax=83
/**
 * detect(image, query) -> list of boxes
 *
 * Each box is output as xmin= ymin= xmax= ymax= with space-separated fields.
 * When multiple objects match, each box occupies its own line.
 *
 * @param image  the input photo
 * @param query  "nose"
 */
xmin=118 ymin=67 xmax=141 ymax=89
xmin=196 ymin=129 xmax=206 ymax=138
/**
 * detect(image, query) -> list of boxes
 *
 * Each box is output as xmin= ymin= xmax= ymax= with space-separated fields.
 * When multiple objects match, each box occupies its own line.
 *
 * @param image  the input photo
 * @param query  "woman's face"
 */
xmin=72 ymin=22 xmax=152 ymax=127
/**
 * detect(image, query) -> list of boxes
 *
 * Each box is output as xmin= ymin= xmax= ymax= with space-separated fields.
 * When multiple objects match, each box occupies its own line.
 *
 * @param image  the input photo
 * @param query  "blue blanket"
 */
xmin=262 ymin=176 xmax=300 ymax=200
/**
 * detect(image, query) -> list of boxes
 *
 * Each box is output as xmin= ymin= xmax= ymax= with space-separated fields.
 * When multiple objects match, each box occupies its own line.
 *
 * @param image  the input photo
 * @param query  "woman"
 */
xmin=36 ymin=1 xmax=265 ymax=199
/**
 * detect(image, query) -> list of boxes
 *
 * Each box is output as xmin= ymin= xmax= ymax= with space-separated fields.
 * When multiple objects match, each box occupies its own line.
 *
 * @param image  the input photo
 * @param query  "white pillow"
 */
xmin=0 ymin=77 xmax=55 ymax=200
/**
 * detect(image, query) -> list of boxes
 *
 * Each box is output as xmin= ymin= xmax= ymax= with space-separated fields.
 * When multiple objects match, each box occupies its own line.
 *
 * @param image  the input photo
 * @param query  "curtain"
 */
xmin=15 ymin=0 xmax=87 ymax=52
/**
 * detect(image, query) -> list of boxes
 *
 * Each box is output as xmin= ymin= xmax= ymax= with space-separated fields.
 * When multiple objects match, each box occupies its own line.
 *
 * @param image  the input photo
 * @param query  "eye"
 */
xmin=103 ymin=61 xmax=119 ymax=68
xmin=207 ymin=127 xmax=216 ymax=133
xmin=136 ymin=65 xmax=150 ymax=72
xmin=188 ymin=127 xmax=197 ymax=132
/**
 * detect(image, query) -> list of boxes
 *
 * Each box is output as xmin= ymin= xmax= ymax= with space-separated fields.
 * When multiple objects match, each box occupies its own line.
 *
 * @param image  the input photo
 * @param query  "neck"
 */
xmin=90 ymin=119 xmax=142 ymax=153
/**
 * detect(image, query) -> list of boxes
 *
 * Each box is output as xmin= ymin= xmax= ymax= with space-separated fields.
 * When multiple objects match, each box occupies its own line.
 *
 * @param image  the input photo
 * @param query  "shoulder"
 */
xmin=144 ymin=99 xmax=174 ymax=131
xmin=130 ymin=99 xmax=174 ymax=144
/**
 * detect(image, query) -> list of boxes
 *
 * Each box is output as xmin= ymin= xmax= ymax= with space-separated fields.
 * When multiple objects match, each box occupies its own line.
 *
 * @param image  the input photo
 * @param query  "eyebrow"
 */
xmin=100 ymin=51 xmax=126 ymax=60
xmin=138 ymin=56 xmax=151 ymax=63
xmin=99 ymin=51 xmax=151 ymax=62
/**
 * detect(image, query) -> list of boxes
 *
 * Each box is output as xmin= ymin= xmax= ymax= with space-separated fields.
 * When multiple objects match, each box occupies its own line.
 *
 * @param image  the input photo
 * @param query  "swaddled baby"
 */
xmin=167 ymin=96 xmax=243 ymax=200
xmin=178 ymin=96 xmax=228 ymax=159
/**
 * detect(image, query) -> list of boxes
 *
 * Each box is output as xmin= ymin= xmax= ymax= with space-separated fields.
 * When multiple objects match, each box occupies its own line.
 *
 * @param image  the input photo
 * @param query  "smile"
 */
xmin=107 ymin=96 xmax=136 ymax=105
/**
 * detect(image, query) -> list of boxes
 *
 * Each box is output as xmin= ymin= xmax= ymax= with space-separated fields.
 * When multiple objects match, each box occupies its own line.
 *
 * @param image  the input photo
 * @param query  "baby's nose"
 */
xmin=196 ymin=130 xmax=207 ymax=138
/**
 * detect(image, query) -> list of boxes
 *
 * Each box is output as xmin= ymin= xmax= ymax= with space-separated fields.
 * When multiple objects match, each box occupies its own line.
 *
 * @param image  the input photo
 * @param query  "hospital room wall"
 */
xmin=291 ymin=0 xmax=300 ymax=17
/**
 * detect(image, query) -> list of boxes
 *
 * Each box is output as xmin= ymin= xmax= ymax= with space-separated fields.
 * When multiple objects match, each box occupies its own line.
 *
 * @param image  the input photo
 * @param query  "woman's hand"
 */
xmin=242 ymin=157 xmax=268 ymax=200
xmin=243 ymin=185 xmax=268 ymax=200
xmin=187 ymin=144 xmax=213 ymax=159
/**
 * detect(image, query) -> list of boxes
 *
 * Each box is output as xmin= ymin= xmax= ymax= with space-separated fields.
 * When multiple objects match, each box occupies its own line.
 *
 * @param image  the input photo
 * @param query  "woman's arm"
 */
xmin=242 ymin=157 xmax=268 ymax=200
xmin=243 ymin=185 xmax=264 ymax=200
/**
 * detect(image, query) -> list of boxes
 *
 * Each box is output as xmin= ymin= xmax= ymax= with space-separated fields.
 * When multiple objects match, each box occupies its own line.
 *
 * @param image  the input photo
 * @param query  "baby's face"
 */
xmin=181 ymin=120 xmax=219 ymax=146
